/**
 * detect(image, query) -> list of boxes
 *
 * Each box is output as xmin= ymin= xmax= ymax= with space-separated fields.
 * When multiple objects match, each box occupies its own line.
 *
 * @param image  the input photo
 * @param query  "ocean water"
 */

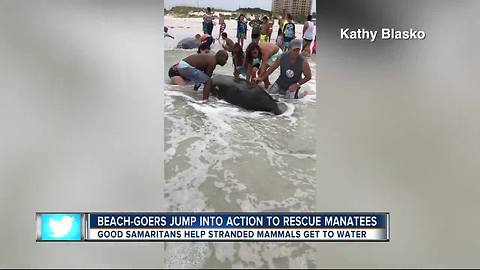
xmin=164 ymin=16 xmax=317 ymax=269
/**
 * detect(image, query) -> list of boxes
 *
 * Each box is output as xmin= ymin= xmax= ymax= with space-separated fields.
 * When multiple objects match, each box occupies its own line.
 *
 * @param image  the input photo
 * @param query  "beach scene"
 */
xmin=164 ymin=0 xmax=317 ymax=268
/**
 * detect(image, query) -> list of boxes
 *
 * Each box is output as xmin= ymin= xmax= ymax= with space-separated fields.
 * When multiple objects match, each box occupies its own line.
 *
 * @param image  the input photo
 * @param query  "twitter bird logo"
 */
xmin=40 ymin=214 xmax=82 ymax=241
xmin=49 ymin=216 xmax=73 ymax=238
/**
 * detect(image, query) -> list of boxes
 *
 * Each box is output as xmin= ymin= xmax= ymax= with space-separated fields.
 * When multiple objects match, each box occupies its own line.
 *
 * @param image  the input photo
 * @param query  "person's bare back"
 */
xmin=259 ymin=43 xmax=280 ymax=59
xmin=183 ymin=54 xmax=216 ymax=76
xmin=181 ymin=50 xmax=229 ymax=99
xmin=223 ymin=37 xmax=235 ymax=51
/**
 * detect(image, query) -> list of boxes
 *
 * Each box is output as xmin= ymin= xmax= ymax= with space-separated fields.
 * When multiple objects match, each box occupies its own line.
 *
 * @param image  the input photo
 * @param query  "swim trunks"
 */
xmin=202 ymin=36 xmax=214 ymax=46
xmin=268 ymin=82 xmax=302 ymax=99
xmin=260 ymin=34 xmax=268 ymax=43
xmin=237 ymin=32 xmax=246 ymax=39
xmin=168 ymin=64 xmax=180 ymax=78
xmin=268 ymin=49 xmax=283 ymax=65
xmin=173 ymin=60 xmax=210 ymax=84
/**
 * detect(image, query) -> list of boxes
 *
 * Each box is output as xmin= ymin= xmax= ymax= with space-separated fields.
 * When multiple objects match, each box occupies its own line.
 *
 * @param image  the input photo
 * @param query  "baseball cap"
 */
xmin=290 ymin=39 xmax=302 ymax=50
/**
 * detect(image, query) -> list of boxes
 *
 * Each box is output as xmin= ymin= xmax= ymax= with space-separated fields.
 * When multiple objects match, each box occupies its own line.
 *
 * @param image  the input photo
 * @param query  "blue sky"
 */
xmin=164 ymin=0 xmax=316 ymax=13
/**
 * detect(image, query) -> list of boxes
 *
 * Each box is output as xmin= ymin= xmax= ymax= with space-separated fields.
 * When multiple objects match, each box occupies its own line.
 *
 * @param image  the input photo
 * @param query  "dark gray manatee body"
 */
xmin=211 ymin=75 xmax=288 ymax=115
xmin=176 ymin=37 xmax=198 ymax=49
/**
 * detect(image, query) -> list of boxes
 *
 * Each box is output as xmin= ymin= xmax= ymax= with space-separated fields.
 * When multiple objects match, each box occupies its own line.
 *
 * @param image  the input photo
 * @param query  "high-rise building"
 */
xmin=272 ymin=0 xmax=312 ymax=16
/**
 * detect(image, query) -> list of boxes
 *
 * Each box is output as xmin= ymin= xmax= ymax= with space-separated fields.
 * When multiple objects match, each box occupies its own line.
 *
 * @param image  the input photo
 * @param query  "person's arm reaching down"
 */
xmin=298 ymin=60 xmax=311 ymax=85
xmin=255 ymin=58 xmax=280 ymax=83
xmin=202 ymin=60 xmax=216 ymax=100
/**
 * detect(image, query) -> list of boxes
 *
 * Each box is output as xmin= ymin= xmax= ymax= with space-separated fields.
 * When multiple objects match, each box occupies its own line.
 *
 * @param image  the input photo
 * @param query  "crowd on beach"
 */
xmin=164 ymin=7 xmax=316 ymax=102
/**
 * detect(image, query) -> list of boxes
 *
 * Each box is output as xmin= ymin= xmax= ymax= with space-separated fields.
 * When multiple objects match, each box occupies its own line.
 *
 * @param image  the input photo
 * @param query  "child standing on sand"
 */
xmin=237 ymin=14 xmax=247 ymax=48
xmin=164 ymin=27 xmax=174 ymax=39
xmin=217 ymin=13 xmax=226 ymax=40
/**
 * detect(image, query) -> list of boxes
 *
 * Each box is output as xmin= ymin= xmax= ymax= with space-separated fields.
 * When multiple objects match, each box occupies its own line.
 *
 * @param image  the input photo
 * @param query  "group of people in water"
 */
xmin=166 ymin=7 xmax=315 ymax=102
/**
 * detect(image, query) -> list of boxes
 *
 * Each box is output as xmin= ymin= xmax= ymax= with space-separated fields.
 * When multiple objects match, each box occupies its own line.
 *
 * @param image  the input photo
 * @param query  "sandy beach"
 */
xmin=164 ymin=15 xmax=313 ymax=50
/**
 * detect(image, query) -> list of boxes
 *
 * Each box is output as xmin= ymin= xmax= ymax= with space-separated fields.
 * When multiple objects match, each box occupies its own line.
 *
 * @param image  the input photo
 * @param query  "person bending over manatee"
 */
xmin=176 ymin=34 xmax=213 ymax=50
xmin=221 ymin=32 xmax=235 ymax=52
xmin=199 ymin=33 xmax=215 ymax=47
xmin=168 ymin=50 xmax=229 ymax=100
xmin=245 ymin=42 xmax=283 ymax=88
xmin=231 ymin=43 xmax=245 ymax=78
xmin=255 ymin=39 xmax=311 ymax=99
xmin=231 ymin=43 xmax=257 ymax=80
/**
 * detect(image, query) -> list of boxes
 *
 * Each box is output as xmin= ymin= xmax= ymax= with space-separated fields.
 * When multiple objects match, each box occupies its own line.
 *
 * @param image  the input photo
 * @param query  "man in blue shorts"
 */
xmin=168 ymin=50 xmax=229 ymax=100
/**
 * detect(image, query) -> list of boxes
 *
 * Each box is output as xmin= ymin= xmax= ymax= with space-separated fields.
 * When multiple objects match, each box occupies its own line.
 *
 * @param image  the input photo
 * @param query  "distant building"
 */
xmin=272 ymin=0 xmax=312 ymax=16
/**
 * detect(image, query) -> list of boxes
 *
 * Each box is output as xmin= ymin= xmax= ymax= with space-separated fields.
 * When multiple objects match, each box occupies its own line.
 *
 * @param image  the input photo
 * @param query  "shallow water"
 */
xmin=164 ymin=16 xmax=317 ymax=268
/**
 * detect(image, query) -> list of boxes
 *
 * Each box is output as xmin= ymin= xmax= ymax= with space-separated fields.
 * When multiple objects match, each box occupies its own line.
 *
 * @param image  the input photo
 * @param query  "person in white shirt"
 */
xmin=302 ymin=15 xmax=316 ymax=57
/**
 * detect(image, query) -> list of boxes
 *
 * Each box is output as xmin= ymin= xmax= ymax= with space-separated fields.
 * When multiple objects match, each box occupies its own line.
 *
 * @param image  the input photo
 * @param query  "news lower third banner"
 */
xmin=35 ymin=212 xmax=390 ymax=242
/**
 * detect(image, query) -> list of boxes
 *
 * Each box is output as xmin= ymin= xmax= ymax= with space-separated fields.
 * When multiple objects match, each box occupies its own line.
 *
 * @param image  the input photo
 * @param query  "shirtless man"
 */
xmin=221 ymin=32 xmax=235 ymax=52
xmin=198 ymin=33 xmax=215 ymax=47
xmin=168 ymin=50 xmax=229 ymax=100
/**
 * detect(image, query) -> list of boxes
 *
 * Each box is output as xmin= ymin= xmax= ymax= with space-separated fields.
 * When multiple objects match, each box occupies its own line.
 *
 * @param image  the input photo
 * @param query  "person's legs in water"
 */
xmin=177 ymin=67 xmax=210 ymax=97
xmin=171 ymin=76 xmax=187 ymax=85
xmin=168 ymin=64 xmax=188 ymax=85
xmin=267 ymin=82 xmax=281 ymax=101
